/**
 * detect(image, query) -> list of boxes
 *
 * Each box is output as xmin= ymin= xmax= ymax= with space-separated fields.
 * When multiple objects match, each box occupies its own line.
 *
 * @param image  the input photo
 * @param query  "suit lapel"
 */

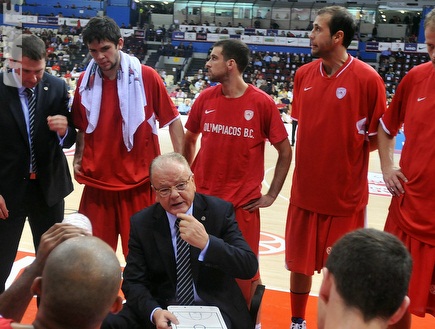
xmin=191 ymin=194 xmax=208 ymax=268
xmin=34 ymin=75 xmax=49 ymax=133
xmin=7 ymin=85 xmax=30 ymax=147
xmin=153 ymin=206 xmax=177 ymax=284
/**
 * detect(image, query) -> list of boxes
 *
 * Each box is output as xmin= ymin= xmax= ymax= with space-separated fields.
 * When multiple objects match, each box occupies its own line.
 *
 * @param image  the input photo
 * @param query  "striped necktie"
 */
xmin=25 ymin=88 xmax=37 ymax=173
xmin=175 ymin=218 xmax=194 ymax=305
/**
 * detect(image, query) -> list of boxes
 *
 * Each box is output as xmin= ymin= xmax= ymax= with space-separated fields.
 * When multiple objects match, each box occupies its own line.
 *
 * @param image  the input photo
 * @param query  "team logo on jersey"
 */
xmin=336 ymin=87 xmax=347 ymax=99
xmin=244 ymin=110 xmax=254 ymax=121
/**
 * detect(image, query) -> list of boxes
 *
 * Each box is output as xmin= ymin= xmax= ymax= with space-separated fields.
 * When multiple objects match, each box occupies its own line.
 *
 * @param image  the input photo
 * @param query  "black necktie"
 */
xmin=175 ymin=218 xmax=194 ymax=305
xmin=25 ymin=88 xmax=37 ymax=173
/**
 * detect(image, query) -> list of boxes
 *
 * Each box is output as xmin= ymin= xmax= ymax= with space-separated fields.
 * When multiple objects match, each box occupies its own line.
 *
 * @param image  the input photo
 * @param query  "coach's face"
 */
xmin=14 ymin=56 xmax=46 ymax=88
xmin=151 ymin=163 xmax=196 ymax=216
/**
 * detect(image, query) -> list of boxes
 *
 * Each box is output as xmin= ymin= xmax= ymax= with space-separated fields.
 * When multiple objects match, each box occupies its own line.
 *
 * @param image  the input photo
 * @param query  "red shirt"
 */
xmin=186 ymin=84 xmax=288 ymax=207
xmin=0 ymin=317 xmax=13 ymax=329
xmin=290 ymin=56 xmax=386 ymax=216
xmin=72 ymin=65 xmax=179 ymax=191
xmin=380 ymin=61 xmax=435 ymax=245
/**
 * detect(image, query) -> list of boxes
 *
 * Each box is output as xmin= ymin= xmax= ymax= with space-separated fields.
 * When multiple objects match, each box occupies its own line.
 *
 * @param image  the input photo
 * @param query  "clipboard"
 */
xmin=168 ymin=305 xmax=228 ymax=329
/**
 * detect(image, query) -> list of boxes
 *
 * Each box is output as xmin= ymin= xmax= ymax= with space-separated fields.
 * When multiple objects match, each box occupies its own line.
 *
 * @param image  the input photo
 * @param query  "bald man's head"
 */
xmin=36 ymin=236 xmax=121 ymax=329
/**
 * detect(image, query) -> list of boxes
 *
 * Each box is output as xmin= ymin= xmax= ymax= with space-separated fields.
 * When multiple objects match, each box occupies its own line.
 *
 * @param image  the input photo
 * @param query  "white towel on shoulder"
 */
xmin=79 ymin=51 xmax=147 ymax=151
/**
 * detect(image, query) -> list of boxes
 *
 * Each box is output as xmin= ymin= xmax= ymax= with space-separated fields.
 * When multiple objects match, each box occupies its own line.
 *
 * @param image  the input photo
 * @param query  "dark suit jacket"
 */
xmin=0 ymin=71 xmax=76 ymax=212
xmin=122 ymin=193 xmax=258 ymax=329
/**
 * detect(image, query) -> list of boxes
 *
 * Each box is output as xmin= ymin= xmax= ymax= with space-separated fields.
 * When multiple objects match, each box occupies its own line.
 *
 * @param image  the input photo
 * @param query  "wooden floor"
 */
xmin=17 ymin=116 xmax=395 ymax=296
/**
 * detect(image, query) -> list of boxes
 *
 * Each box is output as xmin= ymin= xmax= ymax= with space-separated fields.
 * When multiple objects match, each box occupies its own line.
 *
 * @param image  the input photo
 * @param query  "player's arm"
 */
xmin=168 ymin=118 xmax=185 ymax=153
xmin=377 ymin=124 xmax=407 ymax=195
xmin=267 ymin=138 xmax=292 ymax=199
xmin=368 ymin=134 xmax=378 ymax=152
xmin=73 ymin=131 xmax=84 ymax=176
xmin=183 ymin=129 xmax=200 ymax=165
xmin=0 ymin=194 xmax=9 ymax=219
xmin=243 ymin=138 xmax=292 ymax=211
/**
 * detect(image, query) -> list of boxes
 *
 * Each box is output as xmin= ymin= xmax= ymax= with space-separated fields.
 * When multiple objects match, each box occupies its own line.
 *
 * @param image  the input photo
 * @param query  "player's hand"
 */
xmin=47 ymin=115 xmax=68 ymax=137
xmin=0 ymin=194 xmax=9 ymax=219
xmin=31 ymin=223 xmax=91 ymax=275
xmin=382 ymin=167 xmax=408 ymax=196
xmin=153 ymin=309 xmax=179 ymax=329
xmin=73 ymin=163 xmax=83 ymax=176
xmin=242 ymin=194 xmax=276 ymax=212
xmin=73 ymin=157 xmax=83 ymax=176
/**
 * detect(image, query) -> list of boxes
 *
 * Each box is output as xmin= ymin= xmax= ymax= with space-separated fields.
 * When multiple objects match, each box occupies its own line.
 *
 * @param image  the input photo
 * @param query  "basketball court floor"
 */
xmin=14 ymin=116 xmax=400 ymax=297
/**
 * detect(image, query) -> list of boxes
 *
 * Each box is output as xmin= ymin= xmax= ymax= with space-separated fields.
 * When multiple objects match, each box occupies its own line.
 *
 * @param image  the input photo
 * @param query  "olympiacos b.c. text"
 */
xmin=203 ymin=122 xmax=255 ymax=139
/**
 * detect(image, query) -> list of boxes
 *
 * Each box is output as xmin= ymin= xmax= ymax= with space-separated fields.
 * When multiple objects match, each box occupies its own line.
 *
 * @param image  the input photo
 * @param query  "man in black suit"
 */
xmin=0 ymin=34 xmax=76 ymax=293
xmin=102 ymin=152 xmax=258 ymax=329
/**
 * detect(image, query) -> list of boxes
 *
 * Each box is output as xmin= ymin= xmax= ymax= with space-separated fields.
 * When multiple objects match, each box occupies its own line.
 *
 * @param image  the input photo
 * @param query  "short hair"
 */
xmin=41 ymin=236 xmax=121 ymax=328
xmin=82 ymin=16 xmax=122 ymax=46
xmin=317 ymin=6 xmax=356 ymax=49
xmin=212 ymin=39 xmax=250 ymax=73
xmin=326 ymin=228 xmax=412 ymax=322
xmin=424 ymin=8 xmax=435 ymax=31
xmin=11 ymin=34 xmax=46 ymax=61
xmin=150 ymin=152 xmax=192 ymax=181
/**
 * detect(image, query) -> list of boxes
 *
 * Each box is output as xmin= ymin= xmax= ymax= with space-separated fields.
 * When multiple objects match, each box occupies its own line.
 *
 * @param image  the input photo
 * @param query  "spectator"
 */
xmin=178 ymin=98 xmax=192 ymax=115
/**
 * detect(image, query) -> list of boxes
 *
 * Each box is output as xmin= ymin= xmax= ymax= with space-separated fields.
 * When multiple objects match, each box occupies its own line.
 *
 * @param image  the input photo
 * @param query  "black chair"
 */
xmin=250 ymin=284 xmax=266 ymax=328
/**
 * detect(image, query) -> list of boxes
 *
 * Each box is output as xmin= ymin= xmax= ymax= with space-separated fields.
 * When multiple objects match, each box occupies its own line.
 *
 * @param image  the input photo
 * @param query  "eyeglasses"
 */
xmin=153 ymin=175 xmax=192 ymax=197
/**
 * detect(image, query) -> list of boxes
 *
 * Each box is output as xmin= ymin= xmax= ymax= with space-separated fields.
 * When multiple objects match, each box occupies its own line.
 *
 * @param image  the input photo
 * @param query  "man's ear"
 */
xmin=110 ymin=296 xmax=124 ymax=314
xmin=319 ymin=268 xmax=332 ymax=303
xmin=227 ymin=59 xmax=236 ymax=70
xmin=387 ymin=296 xmax=410 ymax=325
xmin=333 ymin=30 xmax=344 ymax=45
xmin=117 ymin=38 xmax=125 ymax=50
xmin=31 ymin=277 xmax=42 ymax=296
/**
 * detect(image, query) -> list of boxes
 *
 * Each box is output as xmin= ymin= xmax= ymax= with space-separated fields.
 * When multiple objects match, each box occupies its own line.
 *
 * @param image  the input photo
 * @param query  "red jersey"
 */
xmin=0 ymin=318 xmax=13 ymax=329
xmin=185 ymin=84 xmax=288 ymax=207
xmin=380 ymin=61 xmax=435 ymax=246
xmin=72 ymin=65 xmax=179 ymax=191
xmin=291 ymin=55 xmax=386 ymax=216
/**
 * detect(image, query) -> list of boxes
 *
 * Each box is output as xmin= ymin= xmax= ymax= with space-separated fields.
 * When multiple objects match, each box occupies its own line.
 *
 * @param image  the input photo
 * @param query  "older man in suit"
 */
xmin=0 ymin=34 xmax=76 ymax=293
xmin=102 ymin=152 xmax=258 ymax=329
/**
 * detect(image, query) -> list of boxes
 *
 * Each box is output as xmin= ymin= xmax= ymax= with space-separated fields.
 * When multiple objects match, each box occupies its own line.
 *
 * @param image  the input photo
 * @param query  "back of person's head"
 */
xmin=424 ymin=8 xmax=435 ymax=31
xmin=36 ymin=236 xmax=122 ymax=329
xmin=11 ymin=34 xmax=46 ymax=61
xmin=212 ymin=39 xmax=250 ymax=73
xmin=318 ymin=6 xmax=356 ymax=49
xmin=326 ymin=228 xmax=412 ymax=322
xmin=82 ymin=16 xmax=122 ymax=46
